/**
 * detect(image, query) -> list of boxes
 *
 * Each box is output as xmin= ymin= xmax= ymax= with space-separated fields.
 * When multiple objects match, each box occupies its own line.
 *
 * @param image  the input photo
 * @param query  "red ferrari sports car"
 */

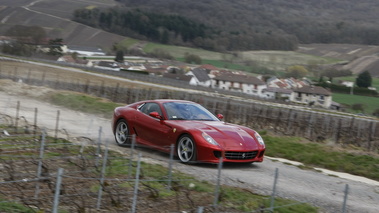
xmin=112 ymin=99 xmax=265 ymax=164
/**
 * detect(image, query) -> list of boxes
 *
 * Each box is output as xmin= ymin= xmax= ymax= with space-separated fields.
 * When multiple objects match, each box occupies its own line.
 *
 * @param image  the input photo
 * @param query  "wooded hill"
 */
xmin=78 ymin=0 xmax=379 ymax=52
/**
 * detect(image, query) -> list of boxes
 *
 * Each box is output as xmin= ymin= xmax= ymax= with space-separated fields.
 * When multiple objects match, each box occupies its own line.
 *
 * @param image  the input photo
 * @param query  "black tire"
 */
xmin=114 ymin=119 xmax=130 ymax=146
xmin=177 ymin=134 xmax=197 ymax=163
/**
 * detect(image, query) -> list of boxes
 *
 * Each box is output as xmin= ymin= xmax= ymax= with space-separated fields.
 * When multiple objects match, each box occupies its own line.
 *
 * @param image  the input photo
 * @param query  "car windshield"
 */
xmin=163 ymin=102 xmax=219 ymax=121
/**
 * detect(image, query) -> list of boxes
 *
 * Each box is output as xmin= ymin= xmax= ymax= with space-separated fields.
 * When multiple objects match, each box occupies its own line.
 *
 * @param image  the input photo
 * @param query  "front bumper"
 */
xmin=196 ymin=144 xmax=265 ymax=163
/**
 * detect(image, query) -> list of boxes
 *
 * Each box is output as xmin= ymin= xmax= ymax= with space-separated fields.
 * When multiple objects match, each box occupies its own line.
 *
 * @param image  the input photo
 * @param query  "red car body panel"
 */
xmin=112 ymin=100 xmax=265 ymax=163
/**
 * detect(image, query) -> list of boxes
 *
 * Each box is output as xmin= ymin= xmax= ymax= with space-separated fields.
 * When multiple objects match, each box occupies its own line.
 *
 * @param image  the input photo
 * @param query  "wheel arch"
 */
xmin=113 ymin=117 xmax=126 ymax=134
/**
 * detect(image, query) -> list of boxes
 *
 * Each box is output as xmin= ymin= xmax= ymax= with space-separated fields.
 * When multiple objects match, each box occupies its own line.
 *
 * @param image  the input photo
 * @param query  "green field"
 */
xmin=332 ymin=76 xmax=379 ymax=115
xmin=332 ymin=93 xmax=379 ymax=114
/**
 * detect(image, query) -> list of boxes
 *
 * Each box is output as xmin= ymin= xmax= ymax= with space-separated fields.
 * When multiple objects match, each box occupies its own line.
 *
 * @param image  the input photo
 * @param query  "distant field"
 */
xmin=143 ymin=43 xmax=227 ymax=60
xmin=239 ymin=51 xmax=342 ymax=70
xmin=322 ymin=75 xmax=379 ymax=116
xmin=142 ymin=42 xmax=341 ymax=71
xmin=115 ymin=38 xmax=140 ymax=49
xmin=332 ymin=93 xmax=379 ymax=115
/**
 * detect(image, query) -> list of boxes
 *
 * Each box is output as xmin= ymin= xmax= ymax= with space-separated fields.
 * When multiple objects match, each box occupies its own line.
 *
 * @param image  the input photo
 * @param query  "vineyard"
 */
xmin=0 ymin=118 xmax=321 ymax=213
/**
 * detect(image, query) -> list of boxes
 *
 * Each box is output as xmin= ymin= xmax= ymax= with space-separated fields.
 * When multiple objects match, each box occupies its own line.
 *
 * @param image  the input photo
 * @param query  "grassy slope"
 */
xmin=263 ymin=134 xmax=379 ymax=181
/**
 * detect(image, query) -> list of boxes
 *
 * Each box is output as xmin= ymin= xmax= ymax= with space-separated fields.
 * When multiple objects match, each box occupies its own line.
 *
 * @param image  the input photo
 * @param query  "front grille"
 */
xmin=225 ymin=151 xmax=258 ymax=160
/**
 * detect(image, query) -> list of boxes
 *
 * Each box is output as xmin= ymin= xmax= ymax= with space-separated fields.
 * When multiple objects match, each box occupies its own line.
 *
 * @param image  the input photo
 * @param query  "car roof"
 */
xmin=147 ymin=99 xmax=195 ymax=104
xmin=127 ymin=99 xmax=196 ymax=108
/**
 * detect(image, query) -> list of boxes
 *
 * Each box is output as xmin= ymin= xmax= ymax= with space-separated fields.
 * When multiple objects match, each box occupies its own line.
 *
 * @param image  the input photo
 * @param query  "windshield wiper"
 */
xmin=170 ymin=117 xmax=187 ymax=120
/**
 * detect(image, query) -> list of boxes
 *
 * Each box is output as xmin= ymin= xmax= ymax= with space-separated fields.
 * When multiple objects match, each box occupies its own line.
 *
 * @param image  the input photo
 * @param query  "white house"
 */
xmin=186 ymin=68 xmax=212 ymax=87
xmin=212 ymin=72 xmax=266 ymax=96
xmin=290 ymin=85 xmax=332 ymax=108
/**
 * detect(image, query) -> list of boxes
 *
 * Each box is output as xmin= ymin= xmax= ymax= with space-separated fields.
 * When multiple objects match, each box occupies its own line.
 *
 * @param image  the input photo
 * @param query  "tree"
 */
xmin=71 ymin=52 xmax=79 ymax=60
xmin=48 ymin=38 xmax=64 ymax=56
xmin=1 ymin=41 xmax=34 ymax=56
xmin=115 ymin=50 xmax=124 ymax=63
xmin=184 ymin=53 xmax=202 ymax=64
xmin=285 ymin=65 xmax=308 ymax=79
xmin=356 ymin=71 xmax=372 ymax=88
xmin=160 ymin=29 xmax=169 ymax=44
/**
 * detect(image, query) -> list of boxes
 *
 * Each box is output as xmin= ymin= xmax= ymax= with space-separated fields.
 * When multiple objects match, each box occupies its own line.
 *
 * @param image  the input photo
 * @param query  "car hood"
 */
xmin=175 ymin=121 xmax=259 ymax=150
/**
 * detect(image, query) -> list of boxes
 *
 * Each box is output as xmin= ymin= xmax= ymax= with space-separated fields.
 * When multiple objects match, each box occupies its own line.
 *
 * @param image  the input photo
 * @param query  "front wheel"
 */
xmin=177 ymin=134 xmax=197 ymax=163
xmin=114 ymin=119 xmax=130 ymax=146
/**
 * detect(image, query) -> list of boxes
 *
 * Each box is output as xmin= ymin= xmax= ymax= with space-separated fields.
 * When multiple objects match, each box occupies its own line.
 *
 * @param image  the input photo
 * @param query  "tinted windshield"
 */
xmin=163 ymin=102 xmax=219 ymax=121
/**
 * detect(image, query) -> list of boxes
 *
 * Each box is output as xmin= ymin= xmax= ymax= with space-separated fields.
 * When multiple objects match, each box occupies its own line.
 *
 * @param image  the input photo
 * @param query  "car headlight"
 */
xmin=202 ymin=132 xmax=219 ymax=146
xmin=255 ymin=132 xmax=265 ymax=146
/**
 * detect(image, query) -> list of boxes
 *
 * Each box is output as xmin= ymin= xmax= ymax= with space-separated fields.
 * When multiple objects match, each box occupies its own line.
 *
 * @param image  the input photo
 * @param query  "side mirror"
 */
xmin=217 ymin=114 xmax=224 ymax=120
xmin=149 ymin=111 xmax=163 ymax=120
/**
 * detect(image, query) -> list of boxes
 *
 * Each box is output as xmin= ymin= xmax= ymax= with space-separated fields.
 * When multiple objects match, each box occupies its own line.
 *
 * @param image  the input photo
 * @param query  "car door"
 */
xmin=134 ymin=102 xmax=172 ymax=149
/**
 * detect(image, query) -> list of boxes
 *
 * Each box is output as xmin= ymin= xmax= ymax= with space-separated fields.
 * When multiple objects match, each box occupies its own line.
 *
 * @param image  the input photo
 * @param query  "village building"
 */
xmin=290 ymin=85 xmax=332 ymax=108
xmin=186 ymin=68 xmax=212 ymax=87
xmin=267 ymin=76 xmax=310 ymax=89
xmin=94 ymin=61 xmax=120 ymax=71
xmin=212 ymin=72 xmax=266 ymax=96
xmin=261 ymin=87 xmax=292 ymax=100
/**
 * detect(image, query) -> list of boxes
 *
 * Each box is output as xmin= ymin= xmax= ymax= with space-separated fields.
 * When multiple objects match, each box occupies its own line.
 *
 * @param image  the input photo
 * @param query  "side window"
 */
xmin=140 ymin=103 xmax=162 ymax=116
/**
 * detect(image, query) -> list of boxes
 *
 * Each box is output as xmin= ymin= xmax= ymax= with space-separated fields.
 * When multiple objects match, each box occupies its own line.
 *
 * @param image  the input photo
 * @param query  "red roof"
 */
xmin=199 ymin=64 xmax=219 ymax=71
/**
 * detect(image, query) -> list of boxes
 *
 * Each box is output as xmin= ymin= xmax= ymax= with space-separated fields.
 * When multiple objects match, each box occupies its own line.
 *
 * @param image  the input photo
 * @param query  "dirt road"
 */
xmin=1 ymin=80 xmax=378 ymax=213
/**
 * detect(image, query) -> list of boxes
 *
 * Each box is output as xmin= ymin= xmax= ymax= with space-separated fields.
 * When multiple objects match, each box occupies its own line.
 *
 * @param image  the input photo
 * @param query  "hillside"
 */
xmin=0 ymin=0 xmax=123 ymax=53
xmin=297 ymin=44 xmax=379 ymax=77
xmin=118 ymin=0 xmax=379 ymax=45
xmin=0 ymin=0 xmax=379 ymax=76
xmin=2 ymin=0 xmax=379 ymax=49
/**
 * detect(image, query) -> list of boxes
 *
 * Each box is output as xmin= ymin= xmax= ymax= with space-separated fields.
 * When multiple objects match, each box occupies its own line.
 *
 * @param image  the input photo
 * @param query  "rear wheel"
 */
xmin=115 ymin=119 xmax=130 ymax=146
xmin=177 ymin=134 xmax=197 ymax=163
